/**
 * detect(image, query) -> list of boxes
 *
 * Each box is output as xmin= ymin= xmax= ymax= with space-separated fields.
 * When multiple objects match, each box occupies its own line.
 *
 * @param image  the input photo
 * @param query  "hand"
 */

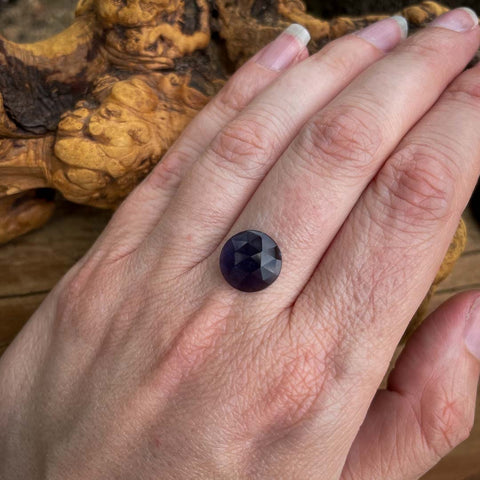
xmin=1 ymin=9 xmax=480 ymax=479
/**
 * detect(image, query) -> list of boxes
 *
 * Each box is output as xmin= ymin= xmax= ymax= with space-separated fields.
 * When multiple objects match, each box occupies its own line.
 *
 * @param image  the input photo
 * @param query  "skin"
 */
xmin=1 ymin=12 xmax=480 ymax=480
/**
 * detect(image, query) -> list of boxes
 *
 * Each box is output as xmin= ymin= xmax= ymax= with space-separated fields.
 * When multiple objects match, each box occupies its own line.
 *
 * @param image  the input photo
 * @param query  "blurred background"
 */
xmin=306 ymin=0 xmax=480 ymax=17
xmin=0 ymin=1 xmax=478 ymax=478
xmin=3 ymin=0 xmax=480 ymax=42
xmin=0 ymin=0 xmax=75 ymax=42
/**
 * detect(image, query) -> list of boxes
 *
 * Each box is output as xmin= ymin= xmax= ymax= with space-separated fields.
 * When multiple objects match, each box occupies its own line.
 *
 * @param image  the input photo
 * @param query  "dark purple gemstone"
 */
xmin=219 ymin=230 xmax=282 ymax=292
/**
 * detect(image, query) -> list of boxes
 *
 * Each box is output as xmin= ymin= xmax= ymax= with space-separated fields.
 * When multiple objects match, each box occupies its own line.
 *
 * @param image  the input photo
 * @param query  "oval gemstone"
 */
xmin=219 ymin=230 xmax=282 ymax=292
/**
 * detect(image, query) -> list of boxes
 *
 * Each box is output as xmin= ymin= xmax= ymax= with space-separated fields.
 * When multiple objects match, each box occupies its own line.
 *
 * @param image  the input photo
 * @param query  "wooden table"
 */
xmin=0 ymin=201 xmax=479 ymax=479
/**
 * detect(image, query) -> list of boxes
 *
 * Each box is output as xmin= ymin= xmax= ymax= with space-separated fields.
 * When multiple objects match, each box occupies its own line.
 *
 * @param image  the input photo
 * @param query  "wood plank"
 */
xmin=0 ymin=292 xmax=47 ymax=340
xmin=435 ymin=251 xmax=480 ymax=293
xmin=462 ymin=209 xmax=480 ymax=254
xmin=0 ymin=200 xmax=111 ymax=298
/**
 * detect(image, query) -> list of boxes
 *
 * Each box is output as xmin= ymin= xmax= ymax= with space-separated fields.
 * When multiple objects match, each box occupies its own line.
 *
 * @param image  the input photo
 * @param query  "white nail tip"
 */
xmin=391 ymin=15 xmax=409 ymax=39
xmin=284 ymin=23 xmax=311 ymax=47
xmin=459 ymin=7 xmax=479 ymax=26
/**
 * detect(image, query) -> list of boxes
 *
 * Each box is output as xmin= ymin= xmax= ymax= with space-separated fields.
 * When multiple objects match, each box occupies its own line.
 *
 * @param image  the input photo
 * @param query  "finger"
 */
xmin=93 ymin=25 xmax=311 ymax=259
xmin=205 ymin=8 xmax=480 ymax=305
xmin=342 ymin=292 xmax=480 ymax=480
xmin=290 ymin=13 xmax=480 ymax=451
xmin=143 ymin=16 xmax=407 ymax=268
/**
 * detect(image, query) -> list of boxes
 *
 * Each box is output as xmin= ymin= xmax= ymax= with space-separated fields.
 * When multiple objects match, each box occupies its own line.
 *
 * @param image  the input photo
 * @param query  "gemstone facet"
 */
xmin=219 ymin=230 xmax=282 ymax=292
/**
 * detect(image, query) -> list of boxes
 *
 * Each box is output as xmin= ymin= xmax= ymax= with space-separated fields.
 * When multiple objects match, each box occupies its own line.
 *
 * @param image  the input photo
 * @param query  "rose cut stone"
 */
xmin=219 ymin=230 xmax=282 ymax=292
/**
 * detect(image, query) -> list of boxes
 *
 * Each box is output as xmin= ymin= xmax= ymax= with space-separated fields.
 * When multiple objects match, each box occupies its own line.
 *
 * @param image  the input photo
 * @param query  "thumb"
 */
xmin=342 ymin=291 xmax=480 ymax=480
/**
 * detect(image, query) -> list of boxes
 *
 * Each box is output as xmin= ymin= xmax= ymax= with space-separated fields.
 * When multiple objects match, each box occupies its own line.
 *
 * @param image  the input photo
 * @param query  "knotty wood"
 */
xmin=0 ymin=203 xmax=479 ymax=478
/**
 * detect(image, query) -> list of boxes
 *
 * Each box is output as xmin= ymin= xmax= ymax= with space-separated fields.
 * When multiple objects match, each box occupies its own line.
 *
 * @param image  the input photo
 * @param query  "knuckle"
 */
xmin=419 ymin=395 xmax=474 ymax=456
xmin=373 ymin=144 xmax=458 ymax=233
xmin=261 ymin=328 xmax=342 ymax=428
xmin=313 ymin=41 xmax=357 ymax=77
xmin=156 ymin=294 xmax=233 ymax=380
xmin=208 ymin=119 xmax=275 ymax=179
xmin=405 ymin=32 xmax=455 ymax=69
xmin=215 ymin=76 xmax=255 ymax=116
xmin=57 ymin=262 xmax=90 ymax=309
xmin=55 ymin=262 xmax=97 ymax=334
xmin=406 ymin=40 xmax=441 ymax=64
xmin=144 ymin=151 xmax=186 ymax=193
xmin=295 ymin=105 xmax=383 ymax=179
xmin=55 ymin=258 xmax=120 ymax=343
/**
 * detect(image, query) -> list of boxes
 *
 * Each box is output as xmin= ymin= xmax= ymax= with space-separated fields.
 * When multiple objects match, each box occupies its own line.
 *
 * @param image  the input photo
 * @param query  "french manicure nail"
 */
xmin=256 ymin=24 xmax=311 ymax=71
xmin=354 ymin=16 xmax=408 ymax=52
xmin=429 ymin=7 xmax=478 ymax=32
xmin=465 ymin=295 xmax=480 ymax=360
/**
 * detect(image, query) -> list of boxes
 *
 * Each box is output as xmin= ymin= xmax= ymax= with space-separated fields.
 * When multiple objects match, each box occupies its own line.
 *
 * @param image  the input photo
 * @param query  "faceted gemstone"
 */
xmin=219 ymin=230 xmax=282 ymax=292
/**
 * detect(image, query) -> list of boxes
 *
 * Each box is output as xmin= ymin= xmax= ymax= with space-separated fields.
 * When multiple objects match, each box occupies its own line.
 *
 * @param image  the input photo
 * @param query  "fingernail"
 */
xmin=256 ymin=24 xmax=311 ymax=71
xmin=429 ymin=7 xmax=478 ymax=32
xmin=354 ymin=16 xmax=408 ymax=52
xmin=465 ymin=295 xmax=480 ymax=360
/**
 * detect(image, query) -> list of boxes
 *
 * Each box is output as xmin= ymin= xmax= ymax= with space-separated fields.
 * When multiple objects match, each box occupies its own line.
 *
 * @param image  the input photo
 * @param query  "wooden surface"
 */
xmin=0 ymin=201 xmax=479 ymax=478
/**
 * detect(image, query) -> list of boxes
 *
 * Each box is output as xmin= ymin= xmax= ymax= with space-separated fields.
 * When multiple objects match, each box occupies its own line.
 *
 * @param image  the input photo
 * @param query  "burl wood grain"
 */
xmin=0 ymin=0 xmax=459 ymax=244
